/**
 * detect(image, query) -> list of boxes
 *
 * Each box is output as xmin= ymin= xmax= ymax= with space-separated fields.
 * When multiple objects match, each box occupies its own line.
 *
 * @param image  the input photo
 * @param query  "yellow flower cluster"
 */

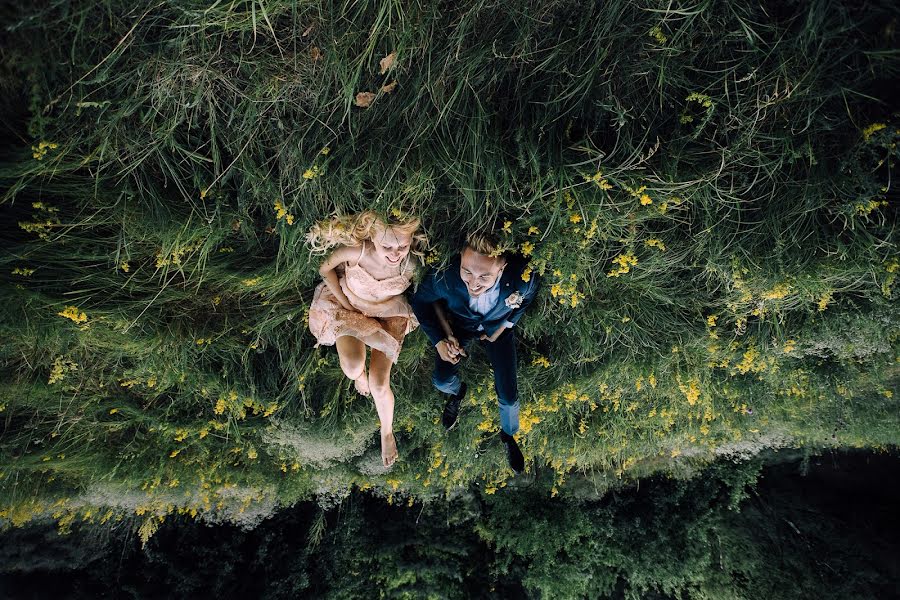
xmin=862 ymin=122 xmax=886 ymax=141
xmin=303 ymin=164 xmax=323 ymax=179
xmin=607 ymin=251 xmax=638 ymax=277
xmin=531 ymin=355 xmax=551 ymax=368
xmin=48 ymin=357 xmax=78 ymax=385
xmin=521 ymin=264 xmax=533 ymax=282
xmin=854 ymin=199 xmax=888 ymax=216
xmin=242 ymin=277 xmax=260 ymax=286
xmin=57 ymin=306 xmax=87 ymax=323
xmin=677 ymin=376 xmax=701 ymax=406
xmin=155 ymin=239 xmax=203 ymax=268
xmin=644 ymin=238 xmax=666 ymax=251
xmin=32 ymin=141 xmax=58 ymax=160
xmin=584 ymin=171 xmax=614 ymax=190
xmin=19 ymin=202 xmax=61 ymax=240
xmin=681 ymin=93 xmax=714 ymax=124
xmin=648 ymin=24 xmax=667 ymax=44
xmin=817 ymin=291 xmax=833 ymax=312
xmin=520 ymin=241 xmax=534 ymax=256
xmin=213 ymin=389 xmax=279 ymax=419
xmin=883 ymin=258 xmax=899 ymax=296
xmin=273 ymin=200 xmax=295 ymax=225
xmin=550 ymin=272 xmax=585 ymax=307
xmin=12 ymin=267 xmax=35 ymax=276
xmin=761 ymin=282 xmax=791 ymax=300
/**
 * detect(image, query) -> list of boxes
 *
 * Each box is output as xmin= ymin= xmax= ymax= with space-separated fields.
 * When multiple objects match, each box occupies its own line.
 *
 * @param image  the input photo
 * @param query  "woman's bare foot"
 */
xmin=354 ymin=373 xmax=370 ymax=397
xmin=381 ymin=431 xmax=398 ymax=467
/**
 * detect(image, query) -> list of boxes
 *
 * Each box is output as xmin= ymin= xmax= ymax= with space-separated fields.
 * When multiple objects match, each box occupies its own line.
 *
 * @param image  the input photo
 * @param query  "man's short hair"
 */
xmin=464 ymin=230 xmax=505 ymax=258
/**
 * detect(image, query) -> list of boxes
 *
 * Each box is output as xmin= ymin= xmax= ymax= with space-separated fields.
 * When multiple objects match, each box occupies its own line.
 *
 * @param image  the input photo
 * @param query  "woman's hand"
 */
xmin=436 ymin=336 xmax=467 ymax=364
xmin=436 ymin=339 xmax=460 ymax=364
xmin=318 ymin=245 xmax=361 ymax=312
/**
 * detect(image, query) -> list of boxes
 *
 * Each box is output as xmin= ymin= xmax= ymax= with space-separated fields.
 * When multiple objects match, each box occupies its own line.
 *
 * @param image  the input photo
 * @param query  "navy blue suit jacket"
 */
xmin=410 ymin=255 xmax=541 ymax=346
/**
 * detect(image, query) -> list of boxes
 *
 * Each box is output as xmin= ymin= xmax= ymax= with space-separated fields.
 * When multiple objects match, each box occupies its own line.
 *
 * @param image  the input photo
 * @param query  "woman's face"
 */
xmin=371 ymin=224 xmax=413 ymax=267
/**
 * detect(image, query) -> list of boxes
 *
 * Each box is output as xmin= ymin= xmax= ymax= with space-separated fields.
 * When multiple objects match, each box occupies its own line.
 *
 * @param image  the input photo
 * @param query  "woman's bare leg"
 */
xmin=368 ymin=348 xmax=397 ymax=467
xmin=335 ymin=335 xmax=369 ymax=397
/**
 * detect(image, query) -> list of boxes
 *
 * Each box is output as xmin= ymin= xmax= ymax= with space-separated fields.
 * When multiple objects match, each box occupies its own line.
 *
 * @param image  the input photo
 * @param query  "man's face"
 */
xmin=460 ymin=247 xmax=506 ymax=297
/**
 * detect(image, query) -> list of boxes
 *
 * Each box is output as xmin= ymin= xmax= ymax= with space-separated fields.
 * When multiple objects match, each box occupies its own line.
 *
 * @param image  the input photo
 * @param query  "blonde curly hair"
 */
xmin=306 ymin=211 xmax=428 ymax=260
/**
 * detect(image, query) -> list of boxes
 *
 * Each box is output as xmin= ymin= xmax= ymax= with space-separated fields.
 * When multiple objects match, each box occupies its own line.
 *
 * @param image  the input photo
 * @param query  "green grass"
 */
xmin=0 ymin=0 xmax=898 ymax=531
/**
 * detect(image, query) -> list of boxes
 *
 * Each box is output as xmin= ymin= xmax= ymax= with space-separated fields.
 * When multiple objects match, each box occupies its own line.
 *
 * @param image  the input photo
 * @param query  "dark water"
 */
xmin=1 ymin=449 xmax=898 ymax=600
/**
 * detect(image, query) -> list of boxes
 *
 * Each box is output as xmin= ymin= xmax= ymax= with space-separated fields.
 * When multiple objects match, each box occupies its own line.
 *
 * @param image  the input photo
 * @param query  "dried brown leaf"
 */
xmin=354 ymin=92 xmax=376 ymax=108
xmin=302 ymin=25 xmax=313 ymax=37
xmin=379 ymin=51 xmax=396 ymax=75
xmin=310 ymin=46 xmax=322 ymax=61
xmin=381 ymin=81 xmax=398 ymax=94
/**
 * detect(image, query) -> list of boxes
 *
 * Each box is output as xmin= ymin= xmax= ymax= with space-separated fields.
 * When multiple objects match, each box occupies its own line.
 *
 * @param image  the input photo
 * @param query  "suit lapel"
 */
xmin=480 ymin=266 xmax=517 ymax=322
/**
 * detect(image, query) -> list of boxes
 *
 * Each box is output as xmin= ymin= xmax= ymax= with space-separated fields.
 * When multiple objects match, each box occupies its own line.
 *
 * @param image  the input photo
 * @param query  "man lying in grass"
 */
xmin=410 ymin=230 xmax=541 ymax=473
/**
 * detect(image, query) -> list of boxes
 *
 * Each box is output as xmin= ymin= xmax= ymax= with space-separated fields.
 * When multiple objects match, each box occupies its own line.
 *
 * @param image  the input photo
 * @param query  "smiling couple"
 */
xmin=308 ymin=213 xmax=540 ymax=473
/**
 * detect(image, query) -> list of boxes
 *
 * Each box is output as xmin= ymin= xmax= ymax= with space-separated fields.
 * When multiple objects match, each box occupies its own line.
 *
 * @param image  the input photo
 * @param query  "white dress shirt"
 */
xmin=467 ymin=277 xmax=514 ymax=332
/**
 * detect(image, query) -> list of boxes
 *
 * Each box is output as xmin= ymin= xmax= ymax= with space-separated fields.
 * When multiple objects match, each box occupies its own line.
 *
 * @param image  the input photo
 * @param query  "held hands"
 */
xmin=436 ymin=335 xmax=467 ymax=364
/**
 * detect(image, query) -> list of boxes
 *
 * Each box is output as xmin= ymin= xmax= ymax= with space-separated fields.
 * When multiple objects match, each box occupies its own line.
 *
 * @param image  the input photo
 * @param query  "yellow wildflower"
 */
xmin=532 ymin=355 xmax=551 ymax=368
xmin=57 ymin=306 xmax=87 ymax=324
xmin=521 ymin=265 xmax=532 ymax=283
xmin=521 ymin=241 xmax=534 ymax=256
xmin=607 ymin=251 xmax=638 ymax=277
xmin=639 ymin=194 xmax=652 ymax=206
xmin=644 ymin=238 xmax=666 ymax=251
xmin=862 ymin=123 xmax=886 ymax=141
xmin=528 ymin=226 xmax=540 ymax=235
xmin=569 ymin=213 xmax=582 ymax=224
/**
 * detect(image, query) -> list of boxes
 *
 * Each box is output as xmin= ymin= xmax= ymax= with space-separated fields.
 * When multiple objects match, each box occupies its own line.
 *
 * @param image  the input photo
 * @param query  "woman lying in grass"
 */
xmin=306 ymin=211 xmax=426 ymax=467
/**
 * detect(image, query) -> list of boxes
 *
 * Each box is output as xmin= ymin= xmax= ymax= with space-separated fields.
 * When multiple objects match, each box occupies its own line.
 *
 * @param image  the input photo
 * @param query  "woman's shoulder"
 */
xmin=331 ymin=243 xmax=366 ymax=264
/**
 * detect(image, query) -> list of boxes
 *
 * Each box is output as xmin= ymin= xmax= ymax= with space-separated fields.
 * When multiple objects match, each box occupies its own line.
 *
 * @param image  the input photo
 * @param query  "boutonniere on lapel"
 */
xmin=505 ymin=291 xmax=524 ymax=309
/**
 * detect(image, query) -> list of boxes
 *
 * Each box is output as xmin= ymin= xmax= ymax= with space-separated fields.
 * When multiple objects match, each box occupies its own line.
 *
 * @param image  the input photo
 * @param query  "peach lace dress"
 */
xmin=308 ymin=245 xmax=419 ymax=364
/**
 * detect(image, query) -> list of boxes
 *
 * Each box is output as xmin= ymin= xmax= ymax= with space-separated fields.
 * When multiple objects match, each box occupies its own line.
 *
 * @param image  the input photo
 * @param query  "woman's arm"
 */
xmin=433 ymin=301 xmax=466 ymax=358
xmin=433 ymin=301 xmax=454 ymax=339
xmin=318 ymin=245 xmax=361 ymax=311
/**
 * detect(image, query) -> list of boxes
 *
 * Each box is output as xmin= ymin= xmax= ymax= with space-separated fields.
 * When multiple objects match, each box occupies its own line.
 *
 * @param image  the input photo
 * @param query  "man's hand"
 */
xmin=436 ymin=337 xmax=467 ymax=364
xmin=479 ymin=325 xmax=507 ymax=343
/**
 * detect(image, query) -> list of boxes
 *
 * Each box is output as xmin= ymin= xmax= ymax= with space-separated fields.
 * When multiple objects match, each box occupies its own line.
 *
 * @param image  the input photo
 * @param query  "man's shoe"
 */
xmin=442 ymin=382 xmax=467 ymax=430
xmin=499 ymin=431 xmax=525 ymax=473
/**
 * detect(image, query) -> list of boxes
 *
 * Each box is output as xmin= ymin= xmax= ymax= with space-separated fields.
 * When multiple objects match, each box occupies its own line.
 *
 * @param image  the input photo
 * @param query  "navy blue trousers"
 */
xmin=432 ymin=328 xmax=519 ymax=435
